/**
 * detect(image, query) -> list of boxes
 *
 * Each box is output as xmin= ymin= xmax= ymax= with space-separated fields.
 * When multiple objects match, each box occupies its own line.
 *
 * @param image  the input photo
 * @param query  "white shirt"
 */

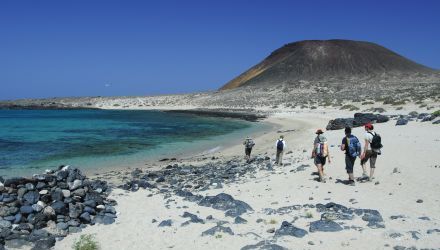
xmin=364 ymin=131 xmax=375 ymax=150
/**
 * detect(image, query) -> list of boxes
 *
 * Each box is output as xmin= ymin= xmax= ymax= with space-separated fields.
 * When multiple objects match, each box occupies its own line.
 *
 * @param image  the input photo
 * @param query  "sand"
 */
xmin=51 ymin=108 xmax=440 ymax=250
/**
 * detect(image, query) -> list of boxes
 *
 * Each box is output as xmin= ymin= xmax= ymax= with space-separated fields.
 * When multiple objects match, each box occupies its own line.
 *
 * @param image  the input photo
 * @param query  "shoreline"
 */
xmin=2 ymin=106 xmax=440 ymax=250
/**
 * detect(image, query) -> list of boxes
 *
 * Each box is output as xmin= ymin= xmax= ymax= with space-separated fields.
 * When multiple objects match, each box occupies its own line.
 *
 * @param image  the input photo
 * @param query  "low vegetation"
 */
xmin=340 ymin=104 xmax=360 ymax=111
xmin=73 ymin=234 xmax=99 ymax=250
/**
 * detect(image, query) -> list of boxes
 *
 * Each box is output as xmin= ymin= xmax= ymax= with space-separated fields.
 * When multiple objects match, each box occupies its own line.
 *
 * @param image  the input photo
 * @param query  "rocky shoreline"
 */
xmin=0 ymin=166 xmax=116 ymax=249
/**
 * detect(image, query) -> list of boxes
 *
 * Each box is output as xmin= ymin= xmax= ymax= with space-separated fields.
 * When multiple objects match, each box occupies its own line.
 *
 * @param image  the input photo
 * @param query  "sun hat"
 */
xmin=315 ymin=129 xmax=324 ymax=134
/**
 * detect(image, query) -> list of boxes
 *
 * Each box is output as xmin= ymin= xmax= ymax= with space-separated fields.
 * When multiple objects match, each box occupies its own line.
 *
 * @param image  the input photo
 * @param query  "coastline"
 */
xmin=2 ymin=105 xmax=440 ymax=250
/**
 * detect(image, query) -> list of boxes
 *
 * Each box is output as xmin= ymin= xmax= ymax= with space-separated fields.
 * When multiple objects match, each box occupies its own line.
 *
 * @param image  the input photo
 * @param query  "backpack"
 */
xmin=245 ymin=139 xmax=255 ymax=149
xmin=346 ymin=135 xmax=361 ymax=158
xmin=314 ymin=137 xmax=325 ymax=157
xmin=369 ymin=132 xmax=383 ymax=150
xmin=277 ymin=140 xmax=284 ymax=150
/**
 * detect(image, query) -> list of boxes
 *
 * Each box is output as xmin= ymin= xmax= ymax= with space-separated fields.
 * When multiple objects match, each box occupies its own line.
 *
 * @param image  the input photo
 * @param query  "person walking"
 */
xmin=275 ymin=135 xmax=286 ymax=165
xmin=340 ymin=127 xmax=361 ymax=185
xmin=312 ymin=129 xmax=331 ymax=182
xmin=361 ymin=123 xmax=382 ymax=181
xmin=243 ymin=136 xmax=255 ymax=163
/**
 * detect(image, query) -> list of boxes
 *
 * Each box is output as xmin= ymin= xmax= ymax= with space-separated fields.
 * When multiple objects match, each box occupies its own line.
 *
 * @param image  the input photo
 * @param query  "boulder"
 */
xmin=309 ymin=220 xmax=344 ymax=232
xmin=275 ymin=221 xmax=308 ymax=238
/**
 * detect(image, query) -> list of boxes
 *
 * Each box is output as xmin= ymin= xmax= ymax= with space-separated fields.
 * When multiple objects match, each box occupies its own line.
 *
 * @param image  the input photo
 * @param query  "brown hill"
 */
xmin=220 ymin=39 xmax=437 ymax=90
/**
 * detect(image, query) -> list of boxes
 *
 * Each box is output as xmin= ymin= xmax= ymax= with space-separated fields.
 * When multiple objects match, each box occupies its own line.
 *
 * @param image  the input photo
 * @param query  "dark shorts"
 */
xmin=345 ymin=155 xmax=356 ymax=174
xmin=361 ymin=150 xmax=378 ymax=168
xmin=314 ymin=156 xmax=327 ymax=166
xmin=245 ymin=147 xmax=252 ymax=156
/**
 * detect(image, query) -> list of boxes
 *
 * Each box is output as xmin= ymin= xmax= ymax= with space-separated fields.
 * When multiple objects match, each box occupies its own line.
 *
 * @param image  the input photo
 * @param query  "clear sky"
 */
xmin=1 ymin=0 xmax=439 ymax=100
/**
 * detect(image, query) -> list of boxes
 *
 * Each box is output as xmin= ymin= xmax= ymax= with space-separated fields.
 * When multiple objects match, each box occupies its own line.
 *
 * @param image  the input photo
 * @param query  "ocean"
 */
xmin=0 ymin=109 xmax=263 ymax=177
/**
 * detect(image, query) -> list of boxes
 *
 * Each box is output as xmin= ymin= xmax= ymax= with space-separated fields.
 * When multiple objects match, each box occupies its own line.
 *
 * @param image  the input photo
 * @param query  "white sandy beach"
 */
xmin=50 ymin=108 xmax=440 ymax=250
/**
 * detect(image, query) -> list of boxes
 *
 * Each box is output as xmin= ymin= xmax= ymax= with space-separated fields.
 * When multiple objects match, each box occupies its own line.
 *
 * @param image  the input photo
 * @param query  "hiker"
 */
xmin=360 ymin=123 xmax=382 ymax=181
xmin=275 ymin=135 xmax=286 ymax=165
xmin=312 ymin=129 xmax=331 ymax=182
xmin=243 ymin=136 xmax=255 ymax=162
xmin=340 ymin=127 xmax=361 ymax=185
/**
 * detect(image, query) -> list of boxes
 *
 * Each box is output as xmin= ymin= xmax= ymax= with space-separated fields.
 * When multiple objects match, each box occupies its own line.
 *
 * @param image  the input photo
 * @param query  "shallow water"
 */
xmin=0 ymin=109 xmax=263 ymax=177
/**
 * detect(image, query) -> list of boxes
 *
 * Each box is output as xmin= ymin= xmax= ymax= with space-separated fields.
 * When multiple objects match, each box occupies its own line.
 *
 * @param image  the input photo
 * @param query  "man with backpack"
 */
xmin=340 ymin=127 xmax=361 ymax=185
xmin=361 ymin=123 xmax=382 ymax=181
xmin=275 ymin=135 xmax=286 ymax=165
xmin=312 ymin=129 xmax=331 ymax=183
xmin=243 ymin=136 xmax=255 ymax=163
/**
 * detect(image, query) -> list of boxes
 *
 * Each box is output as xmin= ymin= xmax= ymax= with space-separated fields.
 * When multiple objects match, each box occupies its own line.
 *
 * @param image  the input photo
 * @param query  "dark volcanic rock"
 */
xmin=274 ymin=221 xmax=308 ymax=238
xmin=327 ymin=113 xmax=390 ymax=130
xmin=309 ymin=220 xmax=344 ymax=232
xmin=201 ymin=225 xmax=234 ymax=236
xmin=241 ymin=241 xmax=287 ymax=250
xmin=198 ymin=193 xmax=253 ymax=216
xmin=396 ymin=118 xmax=408 ymax=126
xmin=181 ymin=212 xmax=204 ymax=224
xmin=158 ymin=219 xmax=172 ymax=227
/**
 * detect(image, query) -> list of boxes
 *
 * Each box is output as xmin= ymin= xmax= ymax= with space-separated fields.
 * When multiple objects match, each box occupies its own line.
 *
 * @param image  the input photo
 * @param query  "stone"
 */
xmin=23 ymin=191 xmax=40 ymax=204
xmin=61 ymin=189 xmax=71 ymax=198
xmin=198 ymin=193 xmax=253 ymax=216
xmin=79 ymin=212 xmax=91 ymax=223
xmin=72 ymin=188 xmax=86 ymax=197
xmin=51 ymin=201 xmax=67 ymax=214
xmin=309 ymin=220 xmax=344 ymax=232
xmin=241 ymin=241 xmax=287 ymax=250
xmin=234 ymin=216 xmax=247 ymax=224
xmin=56 ymin=222 xmax=68 ymax=230
xmin=182 ymin=212 xmax=204 ymax=224
xmin=38 ymin=190 xmax=48 ymax=195
xmin=30 ymin=237 xmax=56 ymax=250
xmin=69 ymin=203 xmax=82 ymax=219
xmin=68 ymin=179 xmax=83 ymax=190
xmin=201 ymin=225 xmax=234 ymax=236
xmin=275 ymin=221 xmax=308 ymax=238
xmin=0 ymin=219 xmax=12 ymax=229
xmin=395 ymin=119 xmax=408 ymax=126
xmin=20 ymin=205 xmax=34 ymax=214
xmin=51 ymin=189 xmax=63 ymax=202
xmin=25 ymin=183 xmax=35 ymax=191
xmin=32 ymin=203 xmax=44 ymax=213
xmin=158 ymin=219 xmax=172 ymax=227
xmin=43 ymin=206 xmax=56 ymax=219
xmin=416 ymin=199 xmax=423 ymax=203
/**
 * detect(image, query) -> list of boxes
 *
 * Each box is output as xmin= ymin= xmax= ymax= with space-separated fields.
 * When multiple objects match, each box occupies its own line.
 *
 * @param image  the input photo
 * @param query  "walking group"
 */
xmin=243 ymin=122 xmax=382 ymax=186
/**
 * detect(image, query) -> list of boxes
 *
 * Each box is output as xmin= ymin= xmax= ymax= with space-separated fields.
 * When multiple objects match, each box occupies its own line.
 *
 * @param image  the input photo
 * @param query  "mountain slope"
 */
xmin=220 ymin=39 xmax=436 ymax=90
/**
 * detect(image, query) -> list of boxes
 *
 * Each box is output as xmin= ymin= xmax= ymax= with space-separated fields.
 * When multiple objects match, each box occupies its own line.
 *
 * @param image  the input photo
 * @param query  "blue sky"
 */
xmin=1 ymin=0 xmax=439 ymax=100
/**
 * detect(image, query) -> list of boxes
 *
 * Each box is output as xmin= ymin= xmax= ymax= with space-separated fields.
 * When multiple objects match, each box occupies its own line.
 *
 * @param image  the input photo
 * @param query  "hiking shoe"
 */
xmin=362 ymin=173 xmax=369 ymax=179
xmin=348 ymin=180 xmax=355 ymax=186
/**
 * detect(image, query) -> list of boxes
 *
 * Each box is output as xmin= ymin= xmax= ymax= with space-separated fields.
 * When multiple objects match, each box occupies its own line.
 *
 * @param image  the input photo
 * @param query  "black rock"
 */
xmin=51 ymin=201 xmax=67 ymax=214
xmin=23 ymin=191 xmax=40 ymax=204
xmin=396 ymin=119 xmax=408 ymax=126
xmin=309 ymin=220 xmax=344 ymax=232
xmin=182 ymin=212 xmax=204 ymax=224
xmin=241 ymin=241 xmax=287 ymax=250
xmin=85 ymin=192 xmax=104 ymax=205
xmin=274 ymin=221 xmax=308 ymax=238
xmin=427 ymin=229 xmax=440 ymax=234
xmin=362 ymin=209 xmax=385 ymax=228
xmin=51 ymin=189 xmax=63 ymax=202
xmin=198 ymin=193 xmax=253 ymax=216
xmin=20 ymin=205 xmax=34 ymax=214
xmin=30 ymin=237 xmax=56 ymax=250
xmin=201 ymin=225 xmax=234 ymax=236
xmin=79 ymin=212 xmax=91 ymax=223
xmin=234 ymin=216 xmax=247 ymax=224
xmin=158 ymin=219 xmax=172 ymax=227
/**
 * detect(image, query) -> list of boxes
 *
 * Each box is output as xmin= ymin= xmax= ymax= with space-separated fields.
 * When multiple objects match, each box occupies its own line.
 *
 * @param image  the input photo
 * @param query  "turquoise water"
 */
xmin=0 ymin=109 xmax=262 ymax=177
